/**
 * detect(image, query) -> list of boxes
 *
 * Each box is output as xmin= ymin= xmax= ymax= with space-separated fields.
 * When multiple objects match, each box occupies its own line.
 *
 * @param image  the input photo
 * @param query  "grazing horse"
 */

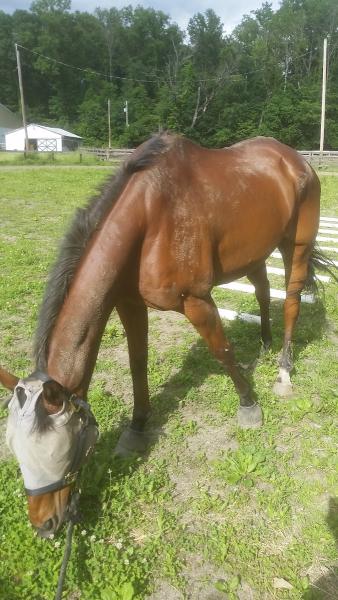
xmin=0 ymin=132 xmax=328 ymax=537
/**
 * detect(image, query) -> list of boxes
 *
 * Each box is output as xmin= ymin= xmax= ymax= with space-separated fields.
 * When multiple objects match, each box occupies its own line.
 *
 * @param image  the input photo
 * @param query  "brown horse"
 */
xmin=0 ymin=132 xmax=329 ymax=537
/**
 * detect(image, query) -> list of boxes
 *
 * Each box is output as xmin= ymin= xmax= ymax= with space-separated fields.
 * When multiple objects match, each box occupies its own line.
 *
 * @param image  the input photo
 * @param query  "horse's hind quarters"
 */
xmin=0 ymin=367 xmax=19 ymax=391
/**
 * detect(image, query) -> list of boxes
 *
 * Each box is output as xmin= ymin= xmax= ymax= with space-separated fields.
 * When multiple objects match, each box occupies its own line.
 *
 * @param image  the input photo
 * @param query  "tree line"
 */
xmin=1 ymin=0 xmax=338 ymax=149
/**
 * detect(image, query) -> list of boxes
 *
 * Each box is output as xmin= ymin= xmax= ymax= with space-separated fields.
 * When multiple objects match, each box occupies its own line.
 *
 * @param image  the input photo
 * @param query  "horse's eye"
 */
xmin=16 ymin=387 xmax=27 ymax=409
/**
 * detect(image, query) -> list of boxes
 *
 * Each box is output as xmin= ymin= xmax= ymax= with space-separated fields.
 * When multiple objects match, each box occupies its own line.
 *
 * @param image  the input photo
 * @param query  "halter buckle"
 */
xmin=64 ymin=472 xmax=78 ymax=485
xmin=69 ymin=394 xmax=81 ymax=413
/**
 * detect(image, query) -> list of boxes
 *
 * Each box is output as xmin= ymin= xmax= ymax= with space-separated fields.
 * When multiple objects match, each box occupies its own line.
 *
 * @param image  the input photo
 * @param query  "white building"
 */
xmin=5 ymin=123 xmax=82 ymax=152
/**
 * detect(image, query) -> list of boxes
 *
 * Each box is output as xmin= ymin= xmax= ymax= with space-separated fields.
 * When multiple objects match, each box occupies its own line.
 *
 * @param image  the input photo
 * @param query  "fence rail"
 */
xmin=1 ymin=145 xmax=338 ymax=166
xmin=79 ymin=146 xmax=134 ymax=159
xmin=80 ymin=147 xmax=338 ymax=165
xmin=299 ymin=150 xmax=338 ymax=165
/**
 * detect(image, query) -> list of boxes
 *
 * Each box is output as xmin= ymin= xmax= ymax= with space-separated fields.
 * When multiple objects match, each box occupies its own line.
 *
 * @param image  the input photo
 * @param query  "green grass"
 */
xmin=0 ymin=150 xmax=121 ymax=167
xmin=0 ymin=169 xmax=337 ymax=599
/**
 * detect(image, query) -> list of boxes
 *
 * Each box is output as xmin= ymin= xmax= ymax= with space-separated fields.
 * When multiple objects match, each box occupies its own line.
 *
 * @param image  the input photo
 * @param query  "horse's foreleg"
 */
xmin=183 ymin=295 xmax=263 ymax=428
xmin=115 ymin=298 xmax=151 ymax=455
xmin=247 ymin=263 xmax=272 ymax=351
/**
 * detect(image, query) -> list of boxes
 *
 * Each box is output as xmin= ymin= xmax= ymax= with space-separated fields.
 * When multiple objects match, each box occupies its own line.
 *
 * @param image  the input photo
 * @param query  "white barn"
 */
xmin=5 ymin=124 xmax=82 ymax=152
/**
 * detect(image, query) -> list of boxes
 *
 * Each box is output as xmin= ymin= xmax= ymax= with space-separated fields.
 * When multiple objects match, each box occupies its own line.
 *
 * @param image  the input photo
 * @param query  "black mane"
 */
xmin=34 ymin=133 xmax=171 ymax=369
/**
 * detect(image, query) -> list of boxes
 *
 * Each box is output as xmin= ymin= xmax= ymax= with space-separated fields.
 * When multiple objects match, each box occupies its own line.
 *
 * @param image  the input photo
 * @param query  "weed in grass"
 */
xmin=212 ymin=446 xmax=274 ymax=487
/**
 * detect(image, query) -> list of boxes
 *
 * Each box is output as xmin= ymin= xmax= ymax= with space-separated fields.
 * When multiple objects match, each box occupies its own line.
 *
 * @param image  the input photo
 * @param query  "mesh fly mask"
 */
xmin=6 ymin=372 xmax=98 ymax=496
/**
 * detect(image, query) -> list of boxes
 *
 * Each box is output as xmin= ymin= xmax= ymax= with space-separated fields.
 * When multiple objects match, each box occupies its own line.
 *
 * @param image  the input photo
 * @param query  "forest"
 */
xmin=1 ymin=0 xmax=338 ymax=149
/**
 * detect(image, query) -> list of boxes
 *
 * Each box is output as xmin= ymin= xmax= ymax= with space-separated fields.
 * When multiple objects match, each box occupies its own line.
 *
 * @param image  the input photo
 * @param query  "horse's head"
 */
xmin=0 ymin=368 xmax=98 ymax=537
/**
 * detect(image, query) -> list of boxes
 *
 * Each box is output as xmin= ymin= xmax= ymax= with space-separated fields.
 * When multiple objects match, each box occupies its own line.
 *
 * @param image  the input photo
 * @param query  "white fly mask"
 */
xmin=6 ymin=372 xmax=99 ymax=496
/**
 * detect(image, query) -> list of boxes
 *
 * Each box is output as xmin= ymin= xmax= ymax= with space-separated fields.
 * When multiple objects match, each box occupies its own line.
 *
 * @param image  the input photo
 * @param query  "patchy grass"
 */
xmin=0 ymin=169 xmax=337 ymax=600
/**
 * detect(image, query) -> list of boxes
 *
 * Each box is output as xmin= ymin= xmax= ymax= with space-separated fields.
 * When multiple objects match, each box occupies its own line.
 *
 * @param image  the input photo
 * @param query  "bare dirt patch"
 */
xmin=147 ymin=579 xmax=184 ymax=600
xmin=180 ymin=404 xmax=239 ymax=461
xmin=182 ymin=554 xmax=229 ymax=599
xmin=148 ymin=310 xmax=193 ymax=354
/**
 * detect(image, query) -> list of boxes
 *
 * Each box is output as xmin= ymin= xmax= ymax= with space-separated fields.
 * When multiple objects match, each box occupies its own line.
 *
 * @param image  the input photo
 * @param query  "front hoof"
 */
xmin=237 ymin=404 xmax=263 ymax=429
xmin=114 ymin=427 xmax=150 ymax=458
xmin=273 ymin=380 xmax=293 ymax=397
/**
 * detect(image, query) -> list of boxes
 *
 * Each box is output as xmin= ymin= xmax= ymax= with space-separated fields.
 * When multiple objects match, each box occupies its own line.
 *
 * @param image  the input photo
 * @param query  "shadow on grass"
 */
xmin=76 ymin=296 xmax=329 ymax=516
xmin=70 ymin=296 xmax=329 ymax=591
xmin=303 ymin=497 xmax=338 ymax=599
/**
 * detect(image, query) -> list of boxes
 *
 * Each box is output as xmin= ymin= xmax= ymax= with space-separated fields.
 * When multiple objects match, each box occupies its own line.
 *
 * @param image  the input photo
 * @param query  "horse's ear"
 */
xmin=42 ymin=380 xmax=68 ymax=414
xmin=0 ymin=367 xmax=19 ymax=391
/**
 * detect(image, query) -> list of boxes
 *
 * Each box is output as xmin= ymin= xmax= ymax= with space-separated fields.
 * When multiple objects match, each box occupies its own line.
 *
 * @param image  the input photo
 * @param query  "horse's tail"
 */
xmin=305 ymin=245 xmax=338 ymax=295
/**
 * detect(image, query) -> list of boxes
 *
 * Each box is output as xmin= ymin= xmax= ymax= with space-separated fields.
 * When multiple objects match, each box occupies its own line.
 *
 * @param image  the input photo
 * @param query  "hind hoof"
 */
xmin=114 ymin=427 xmax=150 ymax=458
xmin=273 ymin=380 xmax=293 ymax=397
xmin=237 ymin=404 xmax=263 ymax=429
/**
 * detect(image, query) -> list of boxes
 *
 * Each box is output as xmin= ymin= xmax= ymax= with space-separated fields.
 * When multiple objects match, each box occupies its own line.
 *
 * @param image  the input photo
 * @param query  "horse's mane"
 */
xmin=34 ymin=133 xmax=172 ymax=369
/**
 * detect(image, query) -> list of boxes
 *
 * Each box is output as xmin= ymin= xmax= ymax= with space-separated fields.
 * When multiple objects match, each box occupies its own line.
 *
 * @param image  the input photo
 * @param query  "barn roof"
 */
xmin=41 ymin=125 xmax=82 ymax=139
xmin=6 ymin=123 xmax=82 ymax=139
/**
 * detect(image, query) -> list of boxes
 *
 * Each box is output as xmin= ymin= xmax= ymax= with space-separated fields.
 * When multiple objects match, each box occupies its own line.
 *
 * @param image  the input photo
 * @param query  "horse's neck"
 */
xmin=47 ymin=184 xmax=143 ymax=394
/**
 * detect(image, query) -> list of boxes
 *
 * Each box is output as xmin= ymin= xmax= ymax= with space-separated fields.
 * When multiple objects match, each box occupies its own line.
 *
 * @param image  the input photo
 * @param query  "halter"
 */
xmin=6 ymin=371 xmax=99 ymax=496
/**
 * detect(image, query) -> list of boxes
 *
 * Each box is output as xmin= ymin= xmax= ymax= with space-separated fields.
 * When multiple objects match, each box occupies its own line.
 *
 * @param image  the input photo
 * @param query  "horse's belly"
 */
xmin=216 ymin=221 xmax=284 ymax=277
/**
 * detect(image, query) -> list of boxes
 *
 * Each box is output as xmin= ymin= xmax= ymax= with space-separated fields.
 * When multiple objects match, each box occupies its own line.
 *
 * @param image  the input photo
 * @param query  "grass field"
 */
xmin=0 ymin=150 xmax=121 ymax=167
xmin=0 ymin=166 xmax=337 ymax=600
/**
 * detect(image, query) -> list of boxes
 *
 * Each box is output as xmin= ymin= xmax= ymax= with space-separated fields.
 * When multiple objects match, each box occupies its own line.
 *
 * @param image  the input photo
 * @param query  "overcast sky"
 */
xmin=0 ymin=1 xmax=281 ymax=33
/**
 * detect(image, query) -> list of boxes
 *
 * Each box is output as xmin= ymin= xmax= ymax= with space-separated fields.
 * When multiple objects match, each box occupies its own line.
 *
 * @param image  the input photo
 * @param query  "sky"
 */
xmin=0 ymin=0 xmax=281 ymax=33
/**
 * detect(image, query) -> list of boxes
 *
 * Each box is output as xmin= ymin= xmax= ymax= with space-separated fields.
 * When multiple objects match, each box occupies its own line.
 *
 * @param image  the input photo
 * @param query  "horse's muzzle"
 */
xmin=36 ymin=515 xmax=59 ymax=538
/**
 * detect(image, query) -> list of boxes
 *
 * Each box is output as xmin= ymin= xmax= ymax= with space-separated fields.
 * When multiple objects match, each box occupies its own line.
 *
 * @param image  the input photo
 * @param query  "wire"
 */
xmin=16 ymin=42 xmax=320 ymax=86
xmin=16 ymin=44 xmax=160 ymax=83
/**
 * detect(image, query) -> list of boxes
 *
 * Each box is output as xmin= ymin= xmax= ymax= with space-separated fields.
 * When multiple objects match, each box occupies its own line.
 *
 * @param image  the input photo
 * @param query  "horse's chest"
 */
xmin=138 ymin=230 xmax=213 ymax=310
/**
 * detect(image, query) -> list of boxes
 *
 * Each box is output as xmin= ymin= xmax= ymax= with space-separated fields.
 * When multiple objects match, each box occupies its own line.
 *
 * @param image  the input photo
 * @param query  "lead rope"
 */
xmin=54 ymin=491 xmax=81 ymax=600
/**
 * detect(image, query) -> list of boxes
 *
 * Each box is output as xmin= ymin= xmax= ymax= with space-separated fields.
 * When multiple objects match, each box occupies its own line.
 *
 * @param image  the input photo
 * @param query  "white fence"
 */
xmin=2 ymin=145 xmax=338 ymax=166
xmin=299 ymin=150 xmax=338 ymax=165
xmin=79 ymin=147 xmax=134 ymax=160
xmin=79 ymin=147 xmax=338 ymax=166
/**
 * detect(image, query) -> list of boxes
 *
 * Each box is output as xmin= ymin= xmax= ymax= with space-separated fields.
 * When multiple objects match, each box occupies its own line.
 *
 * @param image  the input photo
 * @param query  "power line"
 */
xmin=16 ymin=43 xmax=320 ymax=86
xmin=16 ymin=44 xmax=160 ymax=83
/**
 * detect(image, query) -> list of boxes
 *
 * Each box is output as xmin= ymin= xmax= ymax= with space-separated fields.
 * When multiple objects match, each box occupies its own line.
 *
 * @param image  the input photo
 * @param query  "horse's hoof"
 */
xmin=114 ymin=427 xmax=150 ymax=457
xmin=273 ymin=380 xmax=293 ymax=397
xmin=237 ymin=404 xmax=263 ymax=429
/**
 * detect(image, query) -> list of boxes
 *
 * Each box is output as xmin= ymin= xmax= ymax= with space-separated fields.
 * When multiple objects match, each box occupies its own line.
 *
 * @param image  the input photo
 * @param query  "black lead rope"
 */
xmin=55 ymin=491 xmax=81 ymax=600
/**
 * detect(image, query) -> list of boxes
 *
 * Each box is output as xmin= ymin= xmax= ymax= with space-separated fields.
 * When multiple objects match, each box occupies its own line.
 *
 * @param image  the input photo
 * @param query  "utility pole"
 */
xmin=107 ymin=98 xmax=111 ymax=149
xmin=124 ymin=100 xmax=129 ymax=127
xmin=319 ymin=37 xmax=328 ymax=156
xmin=15 ymin=43 xmax=29 ymax=154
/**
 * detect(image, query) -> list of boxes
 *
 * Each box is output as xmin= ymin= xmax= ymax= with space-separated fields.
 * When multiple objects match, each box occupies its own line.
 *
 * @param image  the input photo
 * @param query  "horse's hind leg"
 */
xmin=183 ymin=294 xmax=263 ymax=428
xmin=274 ymin=172 xmax=320 ymax=396
xmin=273 ymin=241 xmax=313 ymax=397
xmin=114 ymin=297 xmax=151 ymax=455
xmin=247 ymin=263 xmax=272 ymax=350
